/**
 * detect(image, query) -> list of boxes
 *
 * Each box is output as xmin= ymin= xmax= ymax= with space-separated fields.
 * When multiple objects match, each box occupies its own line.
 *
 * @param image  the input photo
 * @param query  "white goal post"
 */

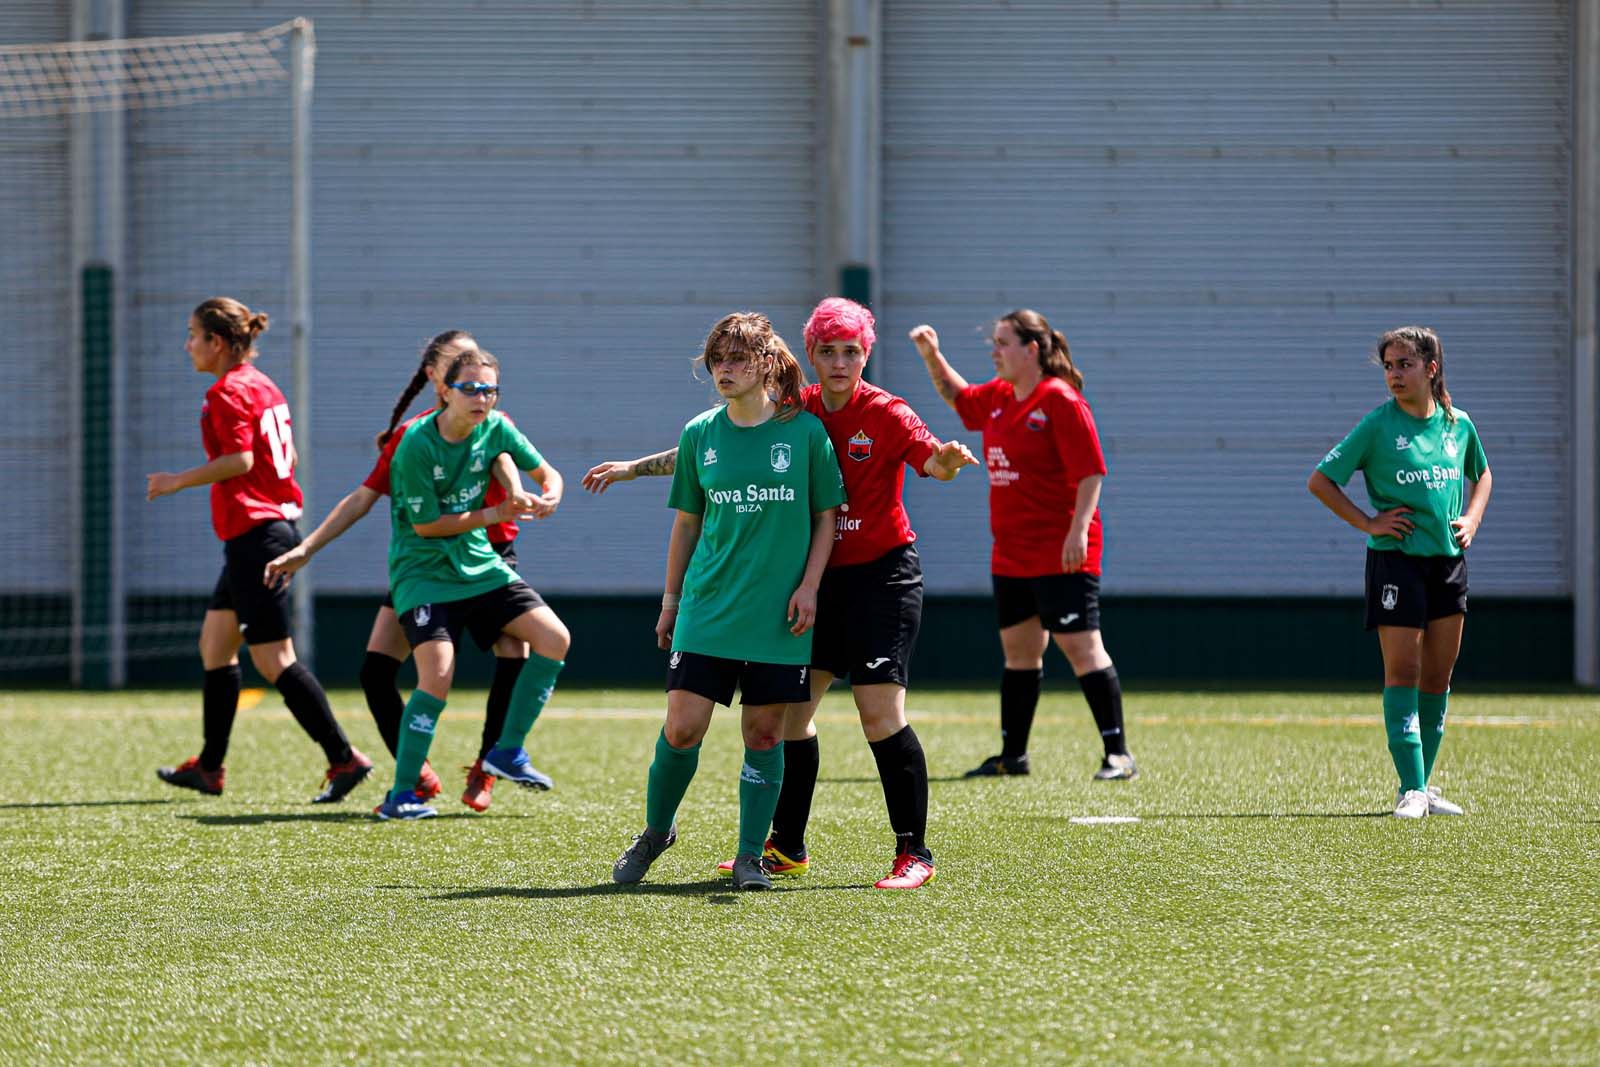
xmin=0 ymin=18 xmax=315 ymax=685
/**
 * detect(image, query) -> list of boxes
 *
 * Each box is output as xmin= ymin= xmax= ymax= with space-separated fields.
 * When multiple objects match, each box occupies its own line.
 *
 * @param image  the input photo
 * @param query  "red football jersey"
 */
xmin=803 ymin=381 xmax=939 ymax=568
xmin=954 ymin=376 xmax=1107 ymax=578
xmin=364 ymin=406 xmax=517 ymax=544
xmin=201 ymin=362 xmax=305 ymax=542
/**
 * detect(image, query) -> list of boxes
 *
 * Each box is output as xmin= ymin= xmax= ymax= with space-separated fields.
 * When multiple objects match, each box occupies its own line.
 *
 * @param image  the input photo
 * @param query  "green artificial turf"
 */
xmin=1 ymin=685 xmax=1595 ymax=1064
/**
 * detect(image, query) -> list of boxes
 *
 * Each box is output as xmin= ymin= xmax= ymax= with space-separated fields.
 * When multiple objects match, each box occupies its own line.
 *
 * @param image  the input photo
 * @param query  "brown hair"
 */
xmin=1376 ymin=325 xmax=1453 ymax=423
xmin=1000 ymin=308 xmax=1083 ymax=391
xmin=192 ymin=297 xmax=268 ymax=357
xmin=375 ymin=329 xmax=477 ymax=448
xmin=442 ymin=346 xmax=499 ymax=387
xmin=698 ymin=311 xmax=805 ymax=414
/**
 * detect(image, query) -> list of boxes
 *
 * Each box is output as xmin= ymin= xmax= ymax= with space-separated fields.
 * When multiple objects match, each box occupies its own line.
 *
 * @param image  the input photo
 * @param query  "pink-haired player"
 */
xmin=584 ymin=298 xmax=975 ymax=889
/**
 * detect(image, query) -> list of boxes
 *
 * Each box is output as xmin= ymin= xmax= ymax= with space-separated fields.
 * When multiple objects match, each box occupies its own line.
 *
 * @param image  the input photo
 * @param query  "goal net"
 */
xmin=0 ymin=19 xmax=312 ymax=686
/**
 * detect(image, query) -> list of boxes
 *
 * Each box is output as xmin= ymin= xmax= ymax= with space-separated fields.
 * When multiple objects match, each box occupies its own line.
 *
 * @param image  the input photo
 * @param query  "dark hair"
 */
xmin=1376 ymin=325 xmax=1453 ymax=423
xmin=375 ymin=329 xmax=477 ymax=448
xmin=698 ymin=311 xmax=805 ymax=414
xmin=192 ymin=297 xmax=268 ymax=358
xmin=442 ymin=346 xmax=499 ymax=387
xmin=999 ymin=308 xmax=1083 ymax=391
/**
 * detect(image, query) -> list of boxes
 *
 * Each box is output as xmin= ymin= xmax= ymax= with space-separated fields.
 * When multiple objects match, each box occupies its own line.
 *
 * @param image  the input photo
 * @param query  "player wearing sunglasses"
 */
xmin=265 ymin=330 xmax=534 ymax=812
xmin=373 ymin=346 xmax=570 ymax=819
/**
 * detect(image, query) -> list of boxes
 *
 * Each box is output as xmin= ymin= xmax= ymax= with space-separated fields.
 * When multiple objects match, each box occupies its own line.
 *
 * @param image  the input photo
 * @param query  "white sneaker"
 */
xmin=1425 ymin=784 xmax=1464 ymax=816
xmin=1392 ymin=789 xmax=1429 ymax=819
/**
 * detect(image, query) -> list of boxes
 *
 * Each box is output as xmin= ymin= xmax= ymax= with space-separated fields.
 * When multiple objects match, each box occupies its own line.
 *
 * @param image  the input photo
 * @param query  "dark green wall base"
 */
xmin=1 ymin=593 xmax=1574 ymax=688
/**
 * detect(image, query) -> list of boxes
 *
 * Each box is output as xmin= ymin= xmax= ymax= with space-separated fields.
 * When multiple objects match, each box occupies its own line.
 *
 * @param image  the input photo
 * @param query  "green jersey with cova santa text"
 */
xmin=1316 ymin=399 xmax=1488 ymax=558
xmin=387 ymin=410 xmax=542 ymax=617
xmin=667 ymin=405 xmax=846 ymax=665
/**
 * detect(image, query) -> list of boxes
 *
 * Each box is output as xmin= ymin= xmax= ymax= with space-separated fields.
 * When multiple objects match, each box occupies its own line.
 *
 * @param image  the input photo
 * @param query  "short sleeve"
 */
xmin=363 ymin=432 xmax=403 ymax=495
xmin=808 ymin=421 xmax=847 ymax=511
xmin=1461 ymin=418 xmax=1488 ymax=482
xmin=492 ymin=415 xmax=543 ymax=471
xmin=886 ymin=397 xmax=939 ymax=477
xmin=666 ymin=422 xmax=704 ymax=515
xmin=207 ymin=383 xmax=254 ymax=454
xmin=1049 ymin=394 xmax=1108 ymax=481
xmin=953 ymin=381 xmax=995 ymax=432
xmin=1316 ymin=414 xmax=1374 ymax=486
xmin=390 ymin=433 xmax=441 ymax=525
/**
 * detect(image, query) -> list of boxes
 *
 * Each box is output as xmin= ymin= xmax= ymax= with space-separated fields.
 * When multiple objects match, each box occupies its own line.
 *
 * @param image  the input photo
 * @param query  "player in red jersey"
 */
xmin=264 ymin=330 xmax=532 ymax=813
xmin=912 ymin=310 xmax=1138 ymax=782
xmin=583 ymin=298 xmax=976 ymax=889
xmin=146 ymin=298 xmax=372 ymax=802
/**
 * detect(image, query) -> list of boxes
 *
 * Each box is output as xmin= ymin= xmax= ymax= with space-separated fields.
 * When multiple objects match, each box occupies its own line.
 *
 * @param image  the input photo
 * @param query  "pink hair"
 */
xmin=802 ymin=297 xmax=876 ymax=355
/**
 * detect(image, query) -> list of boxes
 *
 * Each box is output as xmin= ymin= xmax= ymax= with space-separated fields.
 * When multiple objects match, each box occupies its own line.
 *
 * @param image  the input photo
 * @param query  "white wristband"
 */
xmin=661 ymin=592 xmax=680 ymax=610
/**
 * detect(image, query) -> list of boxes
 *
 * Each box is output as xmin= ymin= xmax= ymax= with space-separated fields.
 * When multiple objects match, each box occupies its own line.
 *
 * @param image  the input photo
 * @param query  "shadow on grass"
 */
xmin=382 ymin=879 xmax=874 ymax=903
xmin=824 ymin=775 xmax=972 ymax=785
xmin=179 ymin=810 xmax=542 ymax=827
xmin=1034 ymin=811 xmax=1390 ymax=821
xmin=0 ymin=798 xmax=174 ymax=810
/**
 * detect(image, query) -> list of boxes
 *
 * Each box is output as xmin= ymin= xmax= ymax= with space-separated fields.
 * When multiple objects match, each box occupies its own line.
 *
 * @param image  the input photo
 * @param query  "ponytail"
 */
xmin=1002 ymin=309 xmax=1083 ymax=391
xmin=767 ymin=332 xmax=806 ymax=415
xmin=1376 ymin=325 xmax=1453 ymax=423
xmin=375 ymin=329 xmax=477 ymax=448
xmin=192 ymin=297 xmax=268 ymax=358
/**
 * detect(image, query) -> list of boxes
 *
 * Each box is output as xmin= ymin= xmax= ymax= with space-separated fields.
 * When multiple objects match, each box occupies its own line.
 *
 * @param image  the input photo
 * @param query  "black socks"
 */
xmin=768 ymin=735 xmax=820 ymax=857
xmin=359 ymin=651 xmax=404 ymax=757
xmin=276 ymin=661 xmax=351 ymax=764
xmin=482 ymin=656 xmax=526 ymax=758
xmin=199 ymin=664 xmax=242 ymax=771
xmin=1000 ymin=667 xmax=1043 ymax=758
xmin=869 ymin=725 xmax=930 ymax=856
xmin=1078 ymin=666 xmax=1128 ymax=757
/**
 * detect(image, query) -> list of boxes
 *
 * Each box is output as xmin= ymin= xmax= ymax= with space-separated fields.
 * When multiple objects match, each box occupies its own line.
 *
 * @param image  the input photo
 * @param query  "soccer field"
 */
xmin=1 ymin=685 xmax=1596 ymax=1064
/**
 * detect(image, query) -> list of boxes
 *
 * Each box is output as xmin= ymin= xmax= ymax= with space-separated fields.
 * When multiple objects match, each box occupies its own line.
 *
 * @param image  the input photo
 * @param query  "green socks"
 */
xmin=493 ymin=651 xmax=564 ymax=751
xmin=393 ymin=690 xmax=446 ymax=797
xmin=737 ymin=744 xmax=785 ymax=859
xmin=1383 ymin=685 xmax=1425 ymax=793
xmin=646 ymin=730 xmax=700 ymax=834
xmin=1418 ymin=689 xmax=1449 ymax=784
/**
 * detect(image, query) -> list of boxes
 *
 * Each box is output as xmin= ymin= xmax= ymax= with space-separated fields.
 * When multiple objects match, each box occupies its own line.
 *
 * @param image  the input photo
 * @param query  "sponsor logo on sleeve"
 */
xmin=1323 ymin=446 xmax=1342 ymax=463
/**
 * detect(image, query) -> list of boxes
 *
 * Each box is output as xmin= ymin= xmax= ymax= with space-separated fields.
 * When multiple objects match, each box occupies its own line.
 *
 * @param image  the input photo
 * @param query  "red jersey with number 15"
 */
xmin=364 ymin=408 xmax=517 ymax=544
xmin=803 ymin=381 xmax=939 ymax=568
xmin=954 ymin=376 xmax=1107 ymax=578
xmin=201 ymin=362 xmax=304 ymax=542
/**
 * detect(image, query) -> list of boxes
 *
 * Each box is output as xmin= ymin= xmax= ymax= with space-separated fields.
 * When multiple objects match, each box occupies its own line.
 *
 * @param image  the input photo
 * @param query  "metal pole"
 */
xmin=290 ymin=18 xmax=315 ymax=668
xmin=1575 ymin=0 xmax=1600 ymax=686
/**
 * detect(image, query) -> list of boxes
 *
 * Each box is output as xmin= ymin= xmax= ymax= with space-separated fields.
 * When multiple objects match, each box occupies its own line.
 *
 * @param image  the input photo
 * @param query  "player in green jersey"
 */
xmin=1309 ymin=326 xmax=1492 ymax=819
xmin=375 ymin=347 xmax=572 ymax=820
xmin=612 ymin=312 xmax=845 ymax=891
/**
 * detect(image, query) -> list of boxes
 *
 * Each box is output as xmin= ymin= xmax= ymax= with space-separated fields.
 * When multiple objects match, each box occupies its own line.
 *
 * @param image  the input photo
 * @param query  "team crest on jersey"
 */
xmin=1443 ymin=436 xmax=1458 ymax=458
xmin=847 ymin=430 xmax=873 ymax=462
xmin=470 ymin=451 xmax=485 ymax=473
xmin=1025 ymin=408 xmax=1049 ymax=432
xmin=770 ymin=443 xmax=792 ymax=473
xmin=415 ymin=604 xmax=432 ymax=626
xmin=1381 ymin=584 xmax=1399 ymax=611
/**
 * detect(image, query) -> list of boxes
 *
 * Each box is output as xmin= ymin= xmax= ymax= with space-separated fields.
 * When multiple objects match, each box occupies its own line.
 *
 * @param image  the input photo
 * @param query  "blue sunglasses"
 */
xmin=448 ymin=381 xmax=500 ymax=398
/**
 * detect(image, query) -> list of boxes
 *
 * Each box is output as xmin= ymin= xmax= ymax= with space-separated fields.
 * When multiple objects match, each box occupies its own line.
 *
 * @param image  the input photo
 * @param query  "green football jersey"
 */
xmin=667 ymin=405 xmax=846 ymax=665
xmin=388 ymin=410 xmax=543 ymax=616
xmin=1317 ymin=399 xmax=1488 ymax=558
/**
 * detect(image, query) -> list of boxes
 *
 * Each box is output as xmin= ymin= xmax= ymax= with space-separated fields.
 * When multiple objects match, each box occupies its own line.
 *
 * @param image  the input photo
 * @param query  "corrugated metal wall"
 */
xmin=0 ymin=2 xmax=72 ymax=592
xmin=879 ymin=0 xmax=1572 ymax=596
xmin=123 ymin=1 xmax=820 ymax=595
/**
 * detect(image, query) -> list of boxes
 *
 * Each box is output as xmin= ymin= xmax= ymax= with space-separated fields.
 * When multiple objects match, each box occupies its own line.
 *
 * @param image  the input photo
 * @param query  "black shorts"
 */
xmin=1364 ymin=549 xmax=1468 ymax=630
xmin=400 ymin=580 xmax=545 ymax=651
xmin=993 ymin=572 xmax=1101 ymax=633
xmin=208 ymin=520 xmax=300 ymax=645
xmin=810 ymin=543 xmax=924 ymax=686
xmin=383 ymin=539 xmax=518 ymax=611
xmin=666 ymin=649 xmax=812 ymax=707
